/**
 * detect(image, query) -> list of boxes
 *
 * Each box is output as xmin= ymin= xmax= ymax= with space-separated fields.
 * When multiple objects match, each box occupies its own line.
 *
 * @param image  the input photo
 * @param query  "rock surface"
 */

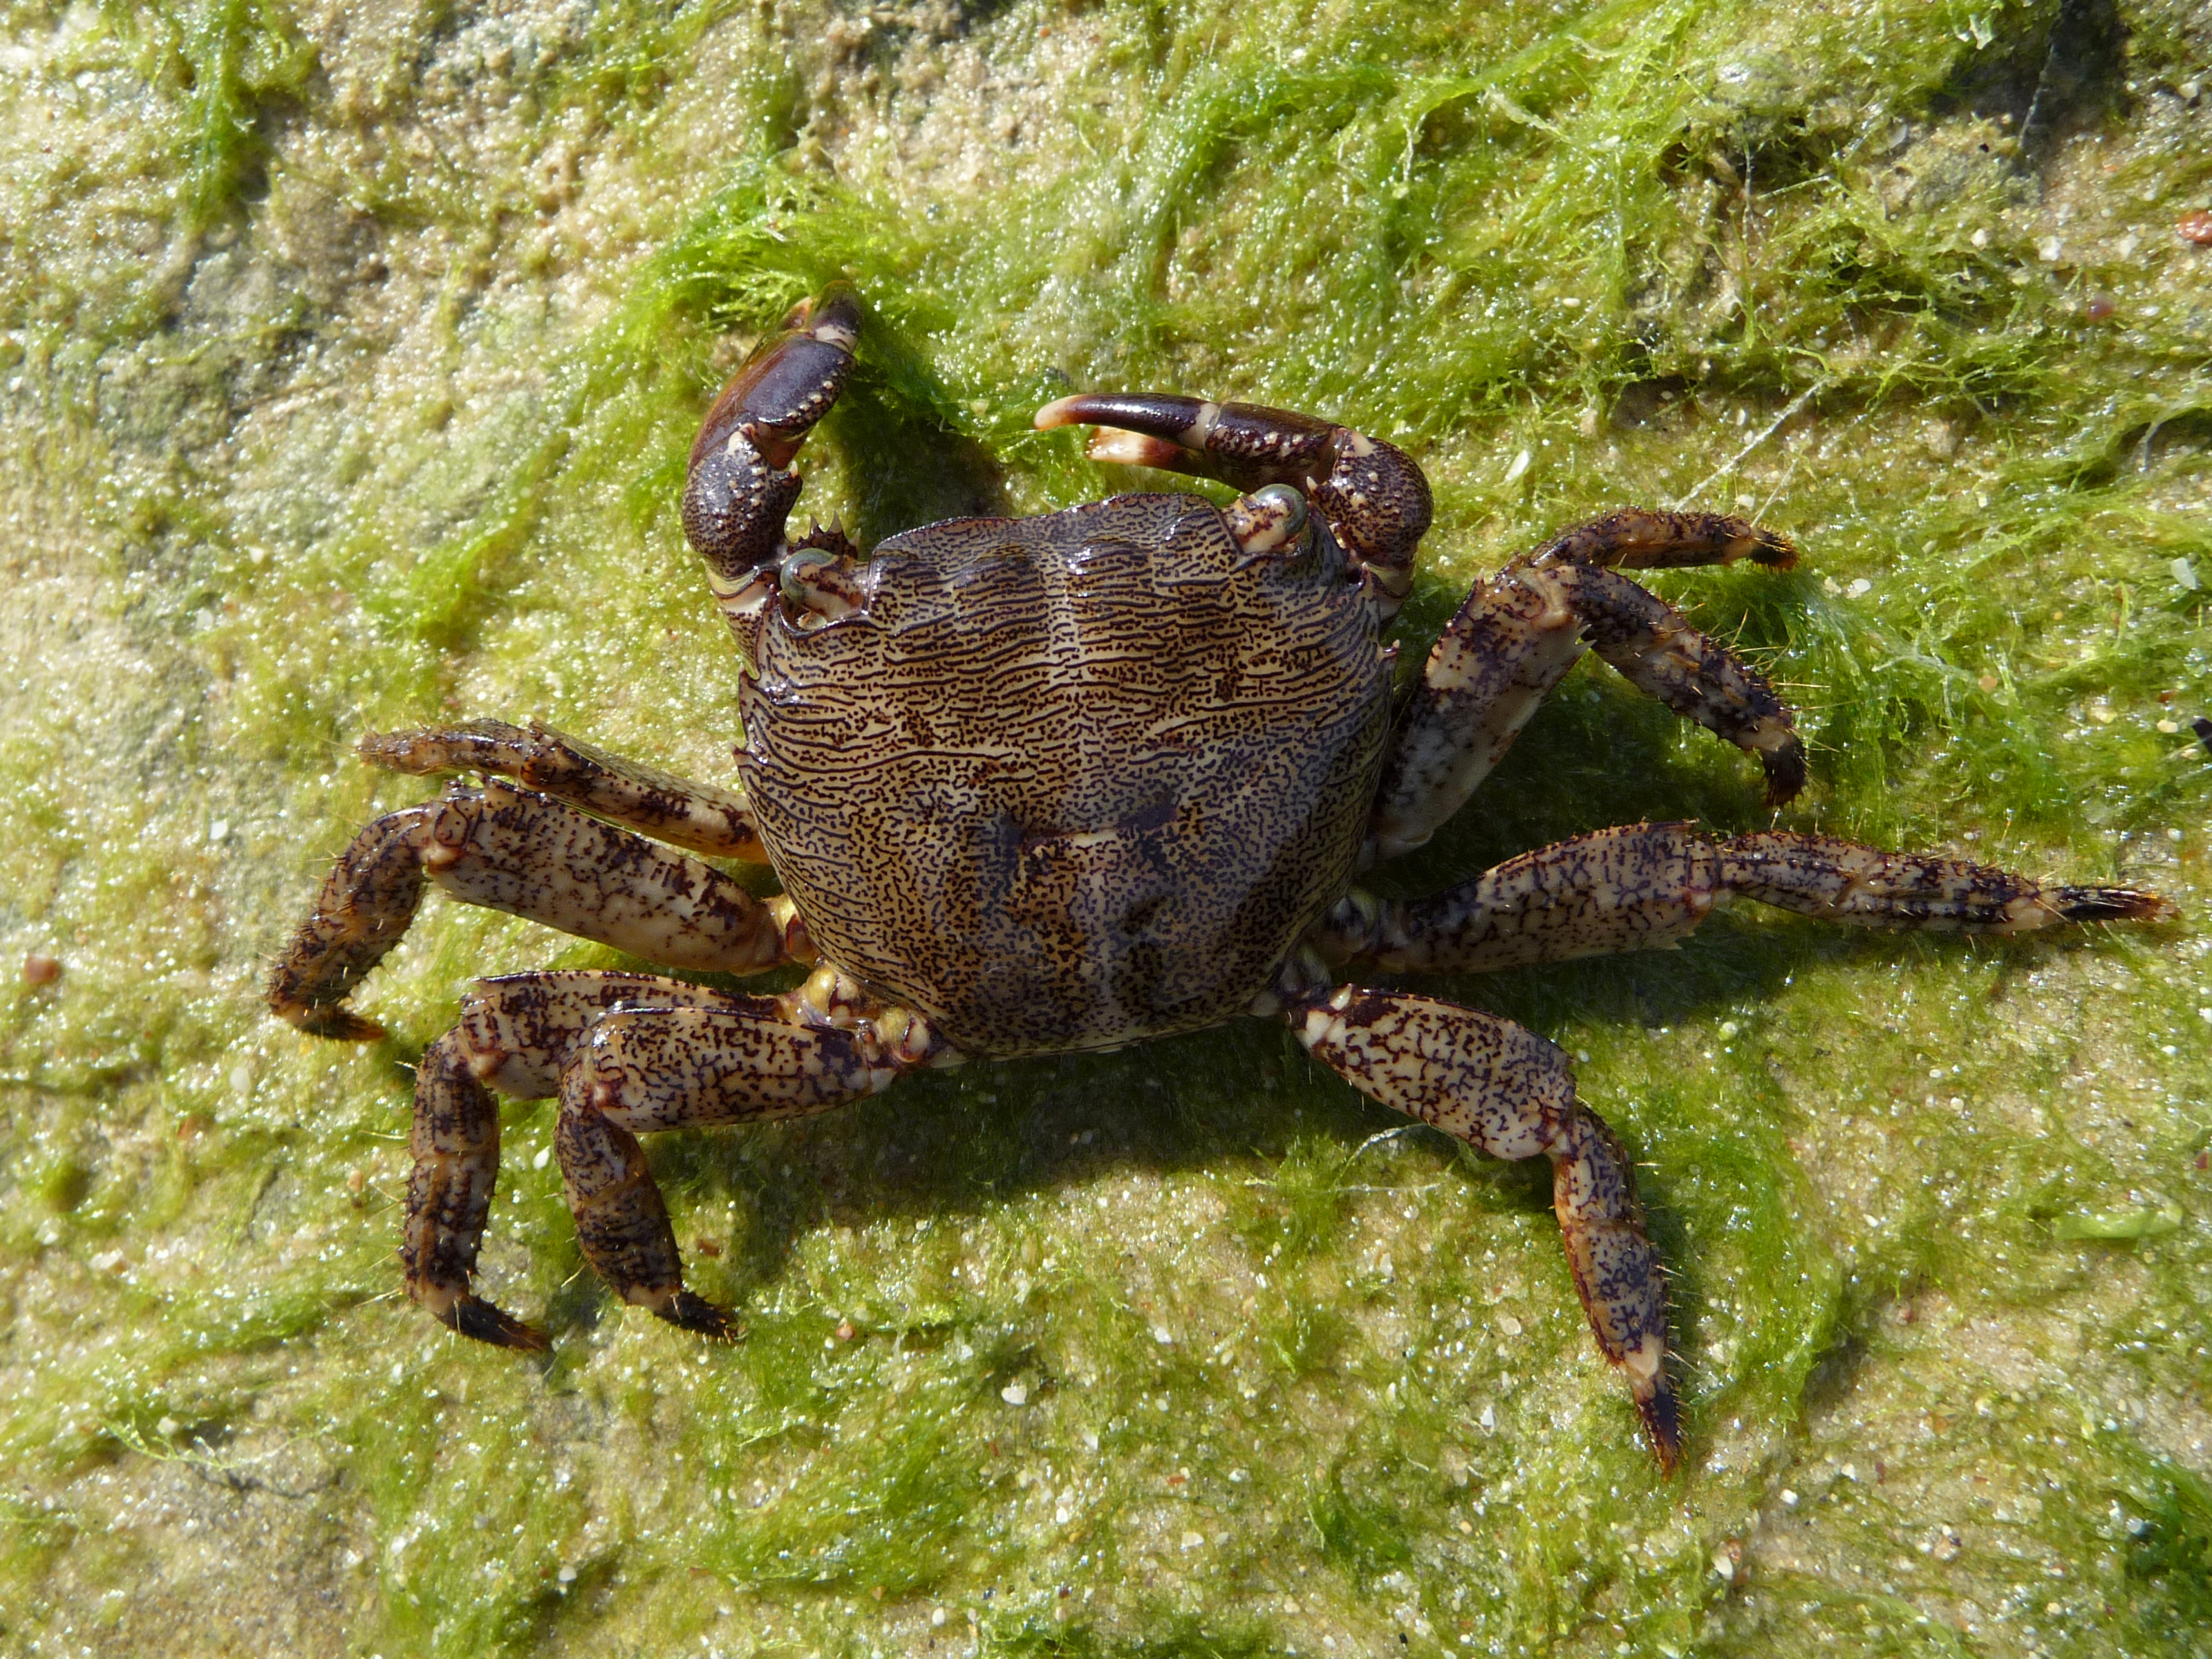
xmin=1 ymin=1 xmax=2208 ymax=1654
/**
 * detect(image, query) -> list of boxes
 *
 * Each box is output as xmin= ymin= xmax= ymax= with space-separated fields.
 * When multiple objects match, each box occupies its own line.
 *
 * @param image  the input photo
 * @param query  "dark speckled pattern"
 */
xmin=742 ymin=493 xmax=1393 ymax=1058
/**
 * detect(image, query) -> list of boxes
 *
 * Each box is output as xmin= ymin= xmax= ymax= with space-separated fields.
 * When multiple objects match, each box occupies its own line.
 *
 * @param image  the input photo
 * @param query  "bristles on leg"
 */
xmin=440 ymin=1293 xmax=551 ymax=1352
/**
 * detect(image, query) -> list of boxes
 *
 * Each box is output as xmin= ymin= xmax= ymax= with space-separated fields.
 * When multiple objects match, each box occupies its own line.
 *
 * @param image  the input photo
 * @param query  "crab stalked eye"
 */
xmin=1228 ymin=482 xmax=1311 ymax=557
xmin=779 ymin=545 xmax=840 ymax=601
xmin=778 ymin=546 xmax=871 ymax=626
xmin=1255 ymin=483 xmax=1306 ymax=530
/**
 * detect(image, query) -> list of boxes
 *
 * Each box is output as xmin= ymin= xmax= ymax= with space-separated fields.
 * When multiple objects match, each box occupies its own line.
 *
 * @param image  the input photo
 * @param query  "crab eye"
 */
xmin=1253 ymin=483 xmax=1306 ymax=531
xmin=779 ymin=546 xmax=839 ymax=602
xmin=1228 ymin=482 xmax=1311 ymax=557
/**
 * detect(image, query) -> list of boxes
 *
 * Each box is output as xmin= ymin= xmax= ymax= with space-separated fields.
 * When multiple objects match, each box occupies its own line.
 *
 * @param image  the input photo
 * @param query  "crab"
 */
xmin=268 ymin=288 xmax=2173 ymax=1470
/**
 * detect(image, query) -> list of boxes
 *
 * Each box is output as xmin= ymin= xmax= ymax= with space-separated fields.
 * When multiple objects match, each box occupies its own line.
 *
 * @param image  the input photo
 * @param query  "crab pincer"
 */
xmin=1035 ymin=391 xmax=1432 ymax=619
xmin=681 ymin=286 xmax=861 ymax=590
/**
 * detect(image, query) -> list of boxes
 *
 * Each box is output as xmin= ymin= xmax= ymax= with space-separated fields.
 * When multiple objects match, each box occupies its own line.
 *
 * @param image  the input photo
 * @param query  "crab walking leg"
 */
xmin=361 ymin=719 xmax=767 ymax=861
xmin=1034 ymin=393 xmax=1432 ymax=619
xmin=1563 ymin=564 xmax=1804 ymax=801
xmin=1365 ymin=576 xmax=1588 ymax=863
xmin=405 ymin=971 xmax=766 ymax=1347
xmin=682 ymin=287 xmax=859 ymax=614
xmin=265 ymin=780 xmax=802 ymax=1040
xmin=1369 ymin=515 xmax=1804 ymax=862
xmin=1291 ymin=988 xmax=1680 ymax=1470
xmin=555 ymin=986 xmax=946 ymax=1334
xmin=1525 ymin=506 xmax=1797 ymax=574
xmin=408 ymin=1029 xmax=522 ymax=1344
xmin=1317 ymin=822 xmax=2177 ymax=973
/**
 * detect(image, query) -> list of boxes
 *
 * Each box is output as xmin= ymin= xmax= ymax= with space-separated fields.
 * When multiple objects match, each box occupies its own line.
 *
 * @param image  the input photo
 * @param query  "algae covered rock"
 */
xmin=1 ymin=1 xmax=2207 ymax=1654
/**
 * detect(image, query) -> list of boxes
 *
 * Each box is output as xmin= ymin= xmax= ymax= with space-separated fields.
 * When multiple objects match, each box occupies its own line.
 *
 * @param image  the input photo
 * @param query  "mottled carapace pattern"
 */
xmin=742 ymin=492 xmax=1394 ymax=1058
xmin=265 ymin=290 xmax=2174 ymax=1475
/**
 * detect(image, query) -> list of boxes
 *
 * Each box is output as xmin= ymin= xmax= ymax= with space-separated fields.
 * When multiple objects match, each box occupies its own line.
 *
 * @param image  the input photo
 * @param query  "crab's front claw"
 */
xmin=682 ymin=287 xmax=861 ymax=589
xmin=1035 ymin=392 xmax=1432 ymax=619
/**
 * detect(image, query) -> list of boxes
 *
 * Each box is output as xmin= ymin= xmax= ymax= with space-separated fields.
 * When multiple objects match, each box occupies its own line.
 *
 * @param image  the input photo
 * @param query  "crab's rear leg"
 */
xmin=1369 ymin=511 xmax=1804 ymax=863
xmin=266 ymin=781 xmax=805 ymax=1040
xmin=406 ymin=971 xmax=758 ymax=1347
xmin=404 ymin=968 xmax=948 ymax=1344
xmin=682 ymin=287 xmax=861 ymax=620
xmin=556 ymin=971 xmax=949 ymax=1331
xmin=1318 ymin=821 xmax=2177 ymax=973
xmin=1287 ymin=986 xmax=1679 ymax=1470
xmin=1035 ymin=393 xmax=1432 ymax=619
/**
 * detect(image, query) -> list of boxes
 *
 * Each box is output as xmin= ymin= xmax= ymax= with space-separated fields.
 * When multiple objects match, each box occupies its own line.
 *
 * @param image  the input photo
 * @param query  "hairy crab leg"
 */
xmin=1034 ymin=392 xmax=1433 ymax=620
xmin=1316 ymin=821 xmax=2177 ymax=973
xmin=1368 ymin=511 xmax=1805 ymax=863
xmin=556 ymin=968 xmax=951 ymax=1335
xmin=1557 ymin=562 xmax=1803 ymax=798
xmin=265 ymin=780 xmax=807 ymax=1040
xmin=682 ymin=287 xmax=861 ymax=637
xmin=1288 ymin=986 xmax=1680 ymax=1470
xmin=406 ymin=971 xmax=762 ymax=1348
xmin=362 ymin=720 xmax=767 ymax=861
xmin=1525 ymin=507 xmax=1796 ymax=572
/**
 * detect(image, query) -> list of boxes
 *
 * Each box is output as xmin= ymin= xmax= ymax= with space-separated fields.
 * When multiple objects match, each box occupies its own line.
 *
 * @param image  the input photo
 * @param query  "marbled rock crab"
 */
xmin=268 ymin=289 xmax=2172 ymax=1470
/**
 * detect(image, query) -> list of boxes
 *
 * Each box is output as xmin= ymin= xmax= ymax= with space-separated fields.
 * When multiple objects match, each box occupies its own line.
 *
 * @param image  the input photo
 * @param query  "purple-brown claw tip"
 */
xmin=799 ymin=285 xmax=861 ymax=349
xmin=442 ymin=1294 xmax=552 ymax=1351
xmin=1638 ymin=1384 xmax=1684 ymax=1476
xmin=1747 ymin=527 xmax=1798 ymax=570
xmin=1032 ymin=400 xmax=1192 ymax=468
xmin=2056 ymin=887 xmax=2180 ymax=926
xmin=657 ymin=1291 xmax=744 ymax=1342
xmin=284 ymin=1004 xmax=386 ymax=1042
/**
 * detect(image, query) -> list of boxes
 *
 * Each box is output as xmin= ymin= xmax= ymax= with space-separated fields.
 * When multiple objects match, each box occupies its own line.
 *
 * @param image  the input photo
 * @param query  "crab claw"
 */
xmin=690 ymin=288 xmax=860 ymax=474
xmin=1035 ymin=392 xmax=1431 ymax=620
xmin=682 ymin=287 xmax=861 ymax=589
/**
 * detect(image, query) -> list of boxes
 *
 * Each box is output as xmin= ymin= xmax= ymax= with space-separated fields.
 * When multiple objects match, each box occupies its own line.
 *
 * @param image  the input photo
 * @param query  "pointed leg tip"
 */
xmin=357 ymin=730 xmax=424 ymax=772
xmin=1033 ymin=395 xmax=1082 ymax=431
xmin=656 ymin=1291 xmax=744 ymax=1343
xmin=1760 ymin=739 xmax=1809 ymax=807
xmin=1750 ymin=527 xmax=1799 ymax=569
xmin=2057 ymin=887 xmax=2180 ymax=926
xmin=1637 ymin=1385 xmax=1685 ymax=1475
xmin=277 ymin=1002 xmax=386 ymax=1042
xmin=439 ymin=1294 xmax=552 ymax=1351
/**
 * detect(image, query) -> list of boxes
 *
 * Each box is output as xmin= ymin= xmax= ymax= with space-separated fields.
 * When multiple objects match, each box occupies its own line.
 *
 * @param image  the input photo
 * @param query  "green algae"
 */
xmin=0 ymin=0 xmax=2209 ymax=1654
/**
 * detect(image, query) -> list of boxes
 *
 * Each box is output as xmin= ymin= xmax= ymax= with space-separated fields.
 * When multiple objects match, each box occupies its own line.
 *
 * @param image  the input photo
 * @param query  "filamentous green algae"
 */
xmin=0 ymin=1 xmax=2206 ymax=1654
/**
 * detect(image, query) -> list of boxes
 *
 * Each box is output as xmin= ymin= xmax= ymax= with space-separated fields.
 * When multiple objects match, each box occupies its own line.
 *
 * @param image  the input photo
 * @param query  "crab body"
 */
xmin=267 ymin=287 xmax=2172 ymax=1473
xmin=741 ymin=493 xmax=1390 ymax=1058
